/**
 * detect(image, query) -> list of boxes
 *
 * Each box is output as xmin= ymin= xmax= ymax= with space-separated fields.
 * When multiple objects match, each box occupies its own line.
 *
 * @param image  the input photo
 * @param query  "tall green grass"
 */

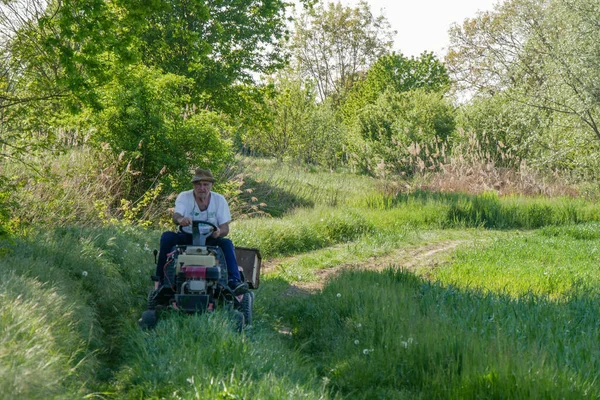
xmin=231 ymin=191 xmax=600 ymax=261
xmin=363 ymin=190 xmax=600 ymax=229
xmin=0 ymin=273 xmax=95 ymax=399
xmin=0 ymin=225 xmax=336 ymax=399
xmin=431 ymin=222 xmax=600 ymax=298
xmin=236 ymin=157 xmax=381 ymax=217
xmin=278 ymin=268 xmax=599 ymax=398
xmin=113 ymin=312 xmax=332 ymax=399
xmin=5 ymin=158 xmax=600 ymax=399
xmin=0 ymin=226 xmax=160 ymax=397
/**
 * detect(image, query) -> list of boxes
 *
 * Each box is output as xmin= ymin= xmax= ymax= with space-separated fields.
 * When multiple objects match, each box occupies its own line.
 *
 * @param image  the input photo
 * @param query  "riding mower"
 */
xmin=139 ymin=221 xmax=261 ymax=331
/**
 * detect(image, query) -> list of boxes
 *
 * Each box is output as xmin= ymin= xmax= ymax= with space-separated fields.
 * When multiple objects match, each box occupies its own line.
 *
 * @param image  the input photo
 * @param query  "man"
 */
xmin=155 ymin=168 xmax=249 ymax=295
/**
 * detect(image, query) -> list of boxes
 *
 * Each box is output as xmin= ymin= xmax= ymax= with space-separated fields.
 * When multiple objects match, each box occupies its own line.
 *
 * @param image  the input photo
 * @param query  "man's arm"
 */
xmin=213 ymin=222 xmax=229 ymax=238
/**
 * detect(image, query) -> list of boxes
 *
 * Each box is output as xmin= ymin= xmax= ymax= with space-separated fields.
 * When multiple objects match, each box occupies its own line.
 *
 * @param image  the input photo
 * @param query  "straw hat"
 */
xmin=191 ymin=168 xmax=215 ymax=183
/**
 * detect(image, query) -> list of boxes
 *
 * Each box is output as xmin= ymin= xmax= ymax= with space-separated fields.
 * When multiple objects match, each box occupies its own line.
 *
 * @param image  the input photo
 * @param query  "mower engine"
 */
xmin=172 ymin=246 xmax=226 ymax=312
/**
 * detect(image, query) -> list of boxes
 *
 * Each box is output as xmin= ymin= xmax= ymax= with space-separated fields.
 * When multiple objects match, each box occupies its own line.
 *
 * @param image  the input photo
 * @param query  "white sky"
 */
xmin=299 ymin=0 xmax=502 ymax=58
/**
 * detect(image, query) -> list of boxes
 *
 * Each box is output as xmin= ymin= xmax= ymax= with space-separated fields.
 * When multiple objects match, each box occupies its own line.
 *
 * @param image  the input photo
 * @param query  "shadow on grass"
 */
xmin=267 ymin=267 xmax=600 ymax=399
xmin=239 ymin=177 xmax=315 ymax=217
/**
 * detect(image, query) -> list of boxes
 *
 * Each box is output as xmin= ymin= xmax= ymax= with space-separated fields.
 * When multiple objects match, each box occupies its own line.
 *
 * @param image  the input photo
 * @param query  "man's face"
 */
xmin=193 ymin=181 xmax=213 ymax=199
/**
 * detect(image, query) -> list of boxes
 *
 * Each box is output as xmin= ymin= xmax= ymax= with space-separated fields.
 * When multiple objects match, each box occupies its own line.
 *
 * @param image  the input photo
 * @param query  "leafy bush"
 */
xmin=93 ymin=64 xmax=233 ymax=198
xmin=456 ymin=93 xmax=547 ymax=169
xmin=341 ymin=51 xmax=450 ymax=126
xmin=5 ymin=146 xmax=172 ymax=229
xmin=348 ymin=88 xmax=456 ymax=175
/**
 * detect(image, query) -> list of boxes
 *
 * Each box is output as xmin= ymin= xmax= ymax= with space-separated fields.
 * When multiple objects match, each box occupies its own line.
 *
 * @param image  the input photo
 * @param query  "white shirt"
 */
xmin=174 ymin=190 xmax=231 ymax=234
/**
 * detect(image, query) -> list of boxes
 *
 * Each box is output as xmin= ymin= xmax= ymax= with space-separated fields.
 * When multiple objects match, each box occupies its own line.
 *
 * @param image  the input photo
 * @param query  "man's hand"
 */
xmin=211 ymin=227 xmax=221 ymax=238
xmin=178 ymin=216 xmax=192 ymax=226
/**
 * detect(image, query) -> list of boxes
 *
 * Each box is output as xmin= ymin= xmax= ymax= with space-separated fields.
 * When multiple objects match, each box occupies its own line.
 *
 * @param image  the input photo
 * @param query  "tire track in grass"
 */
xmin=266 ymin=239 xmax=472 ymax=296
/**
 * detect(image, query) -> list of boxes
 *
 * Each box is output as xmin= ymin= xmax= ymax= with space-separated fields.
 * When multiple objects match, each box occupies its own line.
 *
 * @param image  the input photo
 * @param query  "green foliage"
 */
xmin=341 ymin=51 xmax=450 ymax=125
xmin=456 ymin=93 xmax=550 ymax=168
xmin=0 ymin=177 xmax=15 ymax=239
xmin=0 ymin=0 xmax=290 ymax=179
xmin=128 ymin=0 xmax=290 ymax=110
xmin=93 ymin=64 xmax=233 ymax=197
xmin=297 ymin=99 xmax=345 ymax=168
xmin=348 ymin=88 xmax=456 ymax=175
xmin=3 ymin=146 xmax=174 ymax=229
xmin=243 ymin=75 xmax=346 ymax=168
xmin=447 ymin=0 xmax=600 ymax=179
xmin=244 ymin=75 xmax=317 ymax=158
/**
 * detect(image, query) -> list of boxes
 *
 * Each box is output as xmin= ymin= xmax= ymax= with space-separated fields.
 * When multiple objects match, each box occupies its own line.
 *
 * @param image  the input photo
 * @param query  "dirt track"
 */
xmin=265 ymin=240 xmax=468 ymax=295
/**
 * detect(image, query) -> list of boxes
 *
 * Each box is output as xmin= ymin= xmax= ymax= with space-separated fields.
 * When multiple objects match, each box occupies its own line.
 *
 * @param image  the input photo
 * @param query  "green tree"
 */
xmin=93 ymin=65 xmax=232 ymax=197
xmin=244 ymin=73 xmax=317 ymax=158
xmin=242 ymin=72 xmax=346 ymax=169
xmin=291 ymin=98 xmax=345 ymax=168
xmin=447 ymin=0 xmax=600 ymax=144
xmin=1 ymin=0 xmax=296 ymax=197
xmin=341 ymin=51 xmax=450 ymax=125
xmin=291 ymin=0 xmax=394 ymax=104
xmin=128 ymin=0 xmax=290 ymax=113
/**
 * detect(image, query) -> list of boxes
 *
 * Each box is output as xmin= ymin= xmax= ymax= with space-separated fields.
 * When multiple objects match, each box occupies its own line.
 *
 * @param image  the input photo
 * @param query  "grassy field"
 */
xmin=2 ymin=159 xmax=600 ymax=399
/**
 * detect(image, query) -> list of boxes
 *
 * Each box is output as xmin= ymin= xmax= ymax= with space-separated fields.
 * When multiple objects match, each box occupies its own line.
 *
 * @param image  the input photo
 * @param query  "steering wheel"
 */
xmin=192 ymin=220 xmax=218 ymax=230
xmin=191 ymin=220 xmax=218 ymax=246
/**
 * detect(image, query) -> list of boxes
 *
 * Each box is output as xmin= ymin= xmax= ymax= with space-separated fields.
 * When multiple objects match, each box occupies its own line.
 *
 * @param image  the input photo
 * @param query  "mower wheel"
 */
xmin=147 ymin=289 xmax=158 ymax=310
xmin=233 ymin=310 xmax=245 ymax=332
xmin=240 ymin=292 xmax=253 ymax=327
xmin=139 ymin=310 xmax=158 ymax=330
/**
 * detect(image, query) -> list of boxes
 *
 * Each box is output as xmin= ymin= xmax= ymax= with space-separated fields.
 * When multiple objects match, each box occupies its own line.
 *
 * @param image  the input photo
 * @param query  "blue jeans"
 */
xmin=156 ymin=231 xmax=242 ymax=284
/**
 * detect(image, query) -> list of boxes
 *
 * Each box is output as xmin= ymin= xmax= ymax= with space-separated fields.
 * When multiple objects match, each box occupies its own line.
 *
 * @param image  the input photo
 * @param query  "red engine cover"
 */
xmin=181 ymin=266 xmax=207 ymax=279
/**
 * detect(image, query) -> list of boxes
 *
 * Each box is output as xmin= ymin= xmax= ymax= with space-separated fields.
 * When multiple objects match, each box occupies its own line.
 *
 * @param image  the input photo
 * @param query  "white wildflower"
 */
xmin=363 ymin=348 xmax=373 ymax=355
xmin=336 ymin=293 xmax=341 ymax=298
xmin=356 ymin=323 xmax=362 ymax=328
xmin=82 ymin=271 xmax=88 ymax=277
xmin=354 ymin=340 xmax=359 ymax=345
xmin=401 ymin=341 xmax=408 ymax=348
